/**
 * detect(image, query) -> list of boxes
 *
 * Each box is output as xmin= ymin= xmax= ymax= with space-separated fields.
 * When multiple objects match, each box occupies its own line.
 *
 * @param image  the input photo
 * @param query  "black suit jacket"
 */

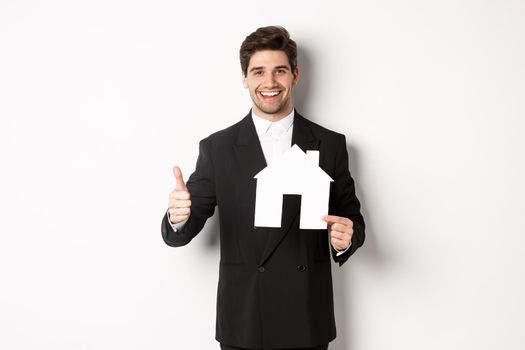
xmin=161 ymin=111 xmax=365 ymax=349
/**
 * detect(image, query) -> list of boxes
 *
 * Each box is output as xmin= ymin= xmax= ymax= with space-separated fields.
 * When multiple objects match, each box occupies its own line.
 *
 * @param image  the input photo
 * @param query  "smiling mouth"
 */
xmin=258 ymin=91 xmax=282 ymax=99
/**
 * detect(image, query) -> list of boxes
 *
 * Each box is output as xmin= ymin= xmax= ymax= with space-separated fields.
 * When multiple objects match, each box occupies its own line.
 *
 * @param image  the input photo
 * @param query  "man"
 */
xmin=161 ymin=26 xmax=365 ymax=350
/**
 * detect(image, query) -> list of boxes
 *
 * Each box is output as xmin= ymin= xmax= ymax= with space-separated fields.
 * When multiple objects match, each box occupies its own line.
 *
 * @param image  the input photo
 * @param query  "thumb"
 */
xmin=172 ymin=166 xmax=187 ymax=190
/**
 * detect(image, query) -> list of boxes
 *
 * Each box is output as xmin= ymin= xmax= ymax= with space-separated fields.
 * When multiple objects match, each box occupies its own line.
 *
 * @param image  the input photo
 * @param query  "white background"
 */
xmin=1 ymin=1 xmax=524 ymax=349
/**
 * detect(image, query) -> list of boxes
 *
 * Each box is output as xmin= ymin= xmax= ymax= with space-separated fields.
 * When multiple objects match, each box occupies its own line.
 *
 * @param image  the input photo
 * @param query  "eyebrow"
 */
xmin=249 ymin=65 xmax=291 ymax=73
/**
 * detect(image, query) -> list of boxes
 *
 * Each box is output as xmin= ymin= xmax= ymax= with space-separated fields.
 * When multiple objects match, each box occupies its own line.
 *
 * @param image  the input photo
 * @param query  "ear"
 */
xmin=242 ymin=71 xmax=248 ymax=89
xmin=292 ymin=67 xmax=300 ymax=86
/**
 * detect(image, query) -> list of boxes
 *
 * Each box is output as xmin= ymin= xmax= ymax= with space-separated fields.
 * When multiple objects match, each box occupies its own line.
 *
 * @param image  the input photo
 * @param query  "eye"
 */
xmin=253 ymin=71 xmax=263 ymax=76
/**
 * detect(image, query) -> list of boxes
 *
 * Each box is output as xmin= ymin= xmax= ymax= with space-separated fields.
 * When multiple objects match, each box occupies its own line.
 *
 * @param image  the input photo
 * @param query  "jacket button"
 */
xmin=258 ymin=266 xmax=266 ymax=273
xmin=297 ymin=265 xmax=307 ymax=272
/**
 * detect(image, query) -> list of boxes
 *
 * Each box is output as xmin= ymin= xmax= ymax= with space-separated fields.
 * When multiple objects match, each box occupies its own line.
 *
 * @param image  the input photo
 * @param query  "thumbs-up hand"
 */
xmin=168 ymin=166 xmax=191 ymax=224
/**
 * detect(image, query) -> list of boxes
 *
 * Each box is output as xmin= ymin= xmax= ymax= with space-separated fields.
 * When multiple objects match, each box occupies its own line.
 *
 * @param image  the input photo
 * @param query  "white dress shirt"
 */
xmin=168 ymin=109 xmax=348 ymax=255
xmin=251 ymin=109 xmax=294 ymax=165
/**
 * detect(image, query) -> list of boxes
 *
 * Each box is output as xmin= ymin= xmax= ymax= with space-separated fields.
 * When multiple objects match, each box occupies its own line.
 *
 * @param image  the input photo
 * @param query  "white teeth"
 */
xmin=260 ymin=91 xmax=280 ymax=97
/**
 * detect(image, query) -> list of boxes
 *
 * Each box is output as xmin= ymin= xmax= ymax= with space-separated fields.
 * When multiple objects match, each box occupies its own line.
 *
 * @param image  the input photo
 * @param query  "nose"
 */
xmin=263 ymin=73 xmax=278 ymax=88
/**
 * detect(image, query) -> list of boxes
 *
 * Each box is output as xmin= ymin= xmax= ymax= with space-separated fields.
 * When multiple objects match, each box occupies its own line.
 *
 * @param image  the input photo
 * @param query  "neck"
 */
xmin=252 ymin=103 xmax=294 ymax=122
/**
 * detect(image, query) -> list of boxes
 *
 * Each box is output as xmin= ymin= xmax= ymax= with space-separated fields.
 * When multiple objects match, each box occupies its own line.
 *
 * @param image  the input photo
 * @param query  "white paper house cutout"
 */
xmin=254 ymin=144 xmax=334 ymax=229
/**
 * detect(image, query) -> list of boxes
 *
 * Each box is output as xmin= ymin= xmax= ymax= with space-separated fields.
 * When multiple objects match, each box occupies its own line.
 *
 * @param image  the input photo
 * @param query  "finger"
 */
xmin=169 ymin=214 xmax=189 ymax=224
xmin=331 ymin=223 xmax=354 ymax=235
xmin=172 ymin=207 xmax=191 ymax=216
xmin=322 ymin=215 xmax=353 ymax=227
xmin=173 ymin=166 xmax=187 ymax=191
xmin=331 ymin=232 xmax=353 ymax=247
xmin=323 ymin=215 xmax=352 ymax=226
xmin=332 ymin=234 xmax=351 ymax=247
xmin=169 ymin=200 xmax=191 ymax=212
xmin=330 ymin=223 xmax=343 ymax=232
xmin=170 ymin=199 xmax=191 ymax=209
xmin=331 ymin=236 xmax=348 ymax=250
xmin=169 ymin=207 xmax=190 ymax=218
xmin=330 ymin=230 xmax=349 ymax=240
xmin=170 ymin=190 xmax=191 ymax=200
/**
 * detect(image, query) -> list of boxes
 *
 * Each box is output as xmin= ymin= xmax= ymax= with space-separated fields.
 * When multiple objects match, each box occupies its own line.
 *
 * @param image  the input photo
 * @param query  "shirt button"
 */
xmin=258 ymin=266 xmax=266 ymax=273
xmin=297 ymin=265 xmax=307 ymax=272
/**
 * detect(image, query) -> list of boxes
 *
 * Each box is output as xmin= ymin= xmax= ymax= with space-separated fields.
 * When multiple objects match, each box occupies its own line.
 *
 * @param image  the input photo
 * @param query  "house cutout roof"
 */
xmin=255 ymin=144 xmax=333 ymax=182
xmin=253 ymin=144 xmax=334 ymax=229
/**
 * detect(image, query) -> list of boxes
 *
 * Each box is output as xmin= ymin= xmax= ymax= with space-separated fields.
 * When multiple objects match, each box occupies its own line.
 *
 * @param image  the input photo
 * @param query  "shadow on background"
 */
xmin=330 ymin=144 xmax=385 ymax=350
xmin=347 ymin=144 xmax=385 ymax=269
xmin=294 ymin=45 xmax=314 ymax=116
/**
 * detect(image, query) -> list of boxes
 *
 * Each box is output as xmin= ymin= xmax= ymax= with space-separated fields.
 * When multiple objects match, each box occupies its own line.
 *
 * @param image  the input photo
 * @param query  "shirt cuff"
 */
xmin=166 ymin=210 xmax=188 ymax=232
xmin=334 ymin=245 xmax=350 ymax=256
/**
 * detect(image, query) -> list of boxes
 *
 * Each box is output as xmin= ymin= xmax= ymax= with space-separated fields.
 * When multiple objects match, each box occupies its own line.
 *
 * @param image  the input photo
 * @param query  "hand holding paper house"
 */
xmin=254 ymin=144 xmax=334 ymax=229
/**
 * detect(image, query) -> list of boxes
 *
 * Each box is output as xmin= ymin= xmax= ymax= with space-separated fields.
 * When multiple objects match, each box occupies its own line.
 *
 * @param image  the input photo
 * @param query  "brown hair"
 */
xmin=240 ymin=26 xmax=297 ymax=76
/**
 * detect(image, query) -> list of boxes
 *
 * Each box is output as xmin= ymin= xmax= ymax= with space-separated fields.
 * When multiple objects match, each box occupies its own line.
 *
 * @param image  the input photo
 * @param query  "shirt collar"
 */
xmin=251 ymin=108 xmax=295 ymax=136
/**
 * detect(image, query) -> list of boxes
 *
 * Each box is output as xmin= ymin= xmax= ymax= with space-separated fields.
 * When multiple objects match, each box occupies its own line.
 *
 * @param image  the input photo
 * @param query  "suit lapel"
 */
xmin=234 ymin=113 xmax=269 ymax=265
xmin=291 ymin=111 xmax=320 ymax=153
xmin=234 ymin=113 xmax=267 ymax=180
xmin=258 ymin=111 xmax=320 ymax=266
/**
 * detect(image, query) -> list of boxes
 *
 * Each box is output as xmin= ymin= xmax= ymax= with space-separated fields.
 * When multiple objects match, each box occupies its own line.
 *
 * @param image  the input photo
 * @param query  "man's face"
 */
xmin=243 ymin=50 xmax=299 ymax=121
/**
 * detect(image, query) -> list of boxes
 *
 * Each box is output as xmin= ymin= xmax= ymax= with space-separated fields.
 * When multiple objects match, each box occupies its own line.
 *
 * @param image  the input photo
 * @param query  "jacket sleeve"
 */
xmin=161 ymin=137 xmax=217 ymax=247
xmin=329 ymin=134 xmax=365 ymax=266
